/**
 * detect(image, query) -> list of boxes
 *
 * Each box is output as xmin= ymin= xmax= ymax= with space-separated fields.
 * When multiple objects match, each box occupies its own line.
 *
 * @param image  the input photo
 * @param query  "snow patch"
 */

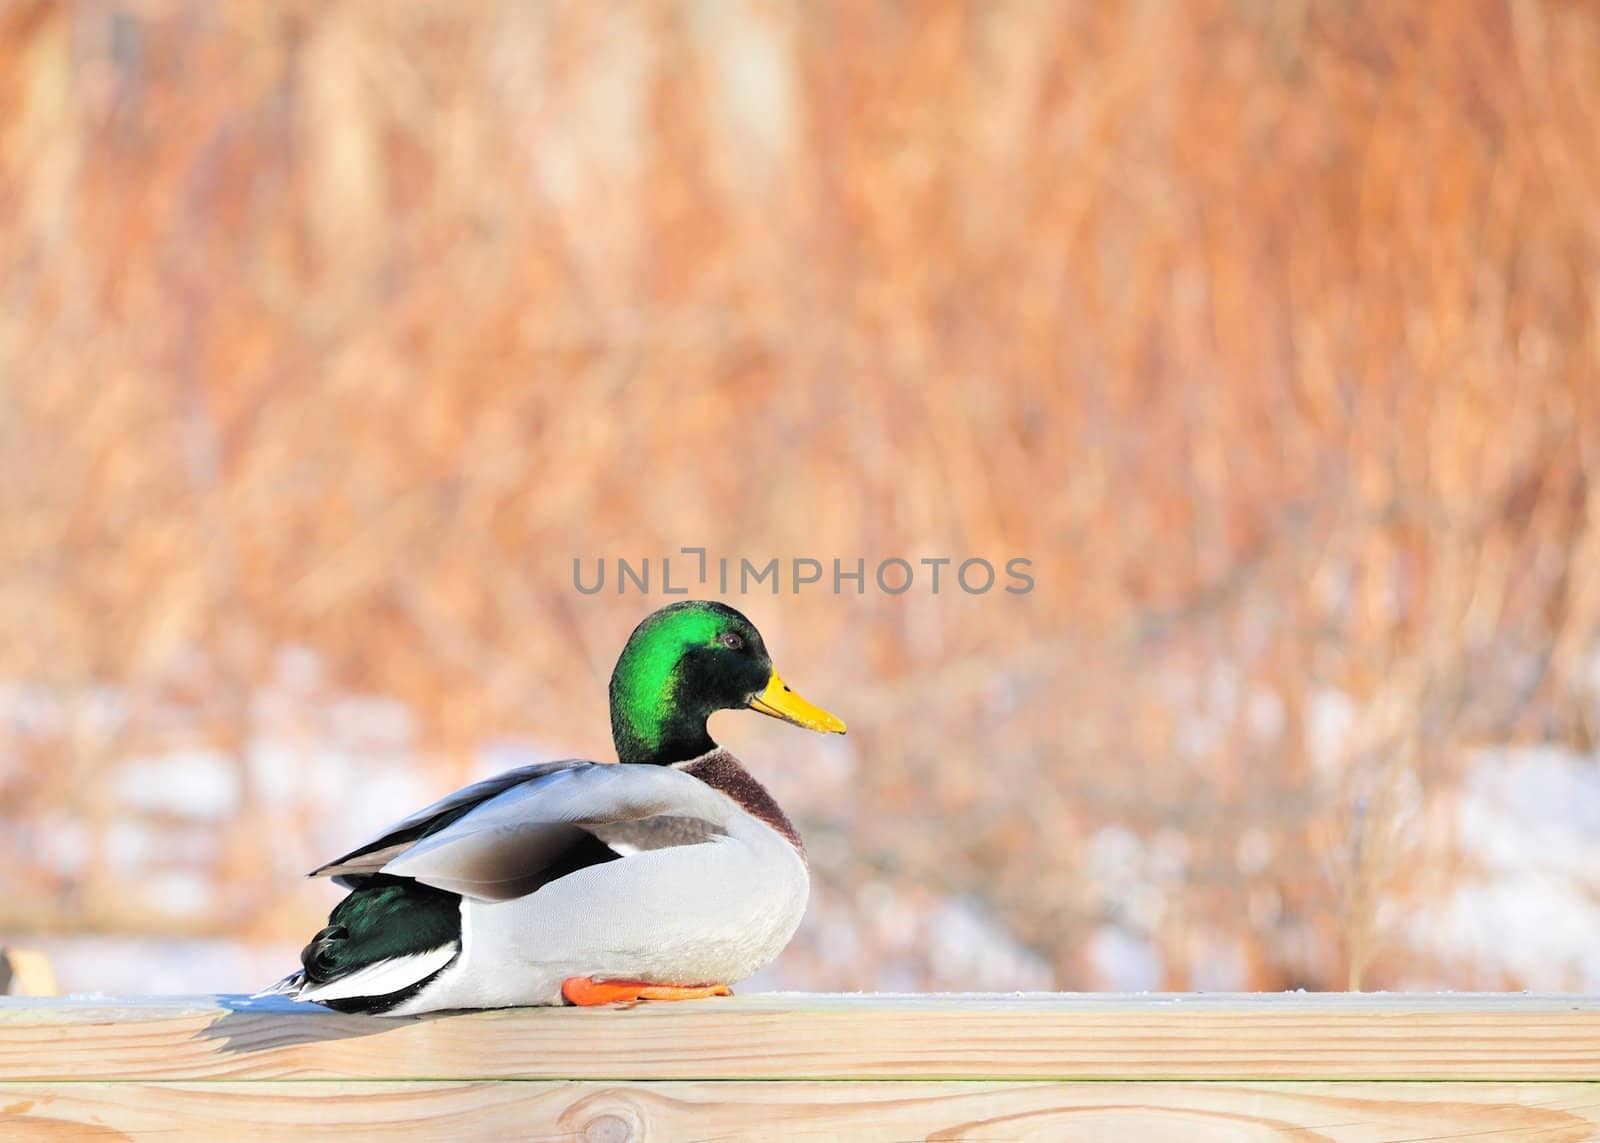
xmin=115 ymin=750 xmax=240 ymax=820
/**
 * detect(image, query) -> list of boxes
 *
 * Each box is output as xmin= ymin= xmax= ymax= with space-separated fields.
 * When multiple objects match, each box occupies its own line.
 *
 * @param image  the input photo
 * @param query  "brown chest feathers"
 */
xmin=679 ymin=749 xmax=807 ymax=860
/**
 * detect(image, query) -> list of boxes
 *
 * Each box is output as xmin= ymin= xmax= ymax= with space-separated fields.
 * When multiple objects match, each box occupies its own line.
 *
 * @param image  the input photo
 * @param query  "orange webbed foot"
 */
xmin=561 ymin=977 xmax=733 ymax=1006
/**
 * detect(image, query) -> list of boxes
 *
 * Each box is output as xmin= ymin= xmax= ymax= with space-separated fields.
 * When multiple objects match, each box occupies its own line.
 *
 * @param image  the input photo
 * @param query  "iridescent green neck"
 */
xmin=609 ymin=606 xmax=726 ymax=765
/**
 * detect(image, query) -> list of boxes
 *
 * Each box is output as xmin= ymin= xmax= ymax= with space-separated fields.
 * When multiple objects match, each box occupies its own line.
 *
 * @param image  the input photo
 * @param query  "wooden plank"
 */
xmin=3 ymin=1080 xmax=1600 ymax=1141
xmin=2 ymin=994 xmax=1599 ymax=1083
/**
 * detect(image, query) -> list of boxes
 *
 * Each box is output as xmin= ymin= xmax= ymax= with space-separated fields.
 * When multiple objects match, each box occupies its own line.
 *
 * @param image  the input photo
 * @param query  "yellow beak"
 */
xmin=749 ymin=671 xmax=847 ymax=734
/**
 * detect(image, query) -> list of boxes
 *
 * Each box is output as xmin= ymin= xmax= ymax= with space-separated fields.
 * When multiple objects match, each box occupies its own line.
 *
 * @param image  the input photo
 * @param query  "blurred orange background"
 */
xmin=4 ymin=0 xmax=1600 ymax=995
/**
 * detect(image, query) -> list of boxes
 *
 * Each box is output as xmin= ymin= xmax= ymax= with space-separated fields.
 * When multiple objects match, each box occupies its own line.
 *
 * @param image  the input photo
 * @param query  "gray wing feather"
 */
xmin=588 ymin=815 xmax=726 ymax=855
xmin=324 ymin=763 xmax=734 ymax=902
xmin=310 ymin=760 xmax=588 ymax=883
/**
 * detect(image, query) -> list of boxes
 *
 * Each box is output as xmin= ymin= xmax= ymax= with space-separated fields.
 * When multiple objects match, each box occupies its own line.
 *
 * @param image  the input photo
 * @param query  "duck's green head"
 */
xmin=609 ymin=600 xmax=846 ymax=765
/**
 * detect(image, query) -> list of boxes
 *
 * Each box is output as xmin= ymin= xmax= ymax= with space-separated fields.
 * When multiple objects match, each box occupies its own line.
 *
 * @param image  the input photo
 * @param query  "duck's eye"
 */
xmin=719 ymin=632 xmax=744 ymax=651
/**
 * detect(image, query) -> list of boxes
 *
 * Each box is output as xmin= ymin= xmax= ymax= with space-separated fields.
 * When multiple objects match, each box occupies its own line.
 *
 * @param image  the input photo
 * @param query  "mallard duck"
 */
xmin=263 ymin=600 xmax=844 ymax=1014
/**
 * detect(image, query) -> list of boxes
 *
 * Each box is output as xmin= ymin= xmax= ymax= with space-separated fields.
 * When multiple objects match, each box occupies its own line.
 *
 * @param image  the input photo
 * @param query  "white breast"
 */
xmin=393 ymin=810 xmax=810 ymax=1013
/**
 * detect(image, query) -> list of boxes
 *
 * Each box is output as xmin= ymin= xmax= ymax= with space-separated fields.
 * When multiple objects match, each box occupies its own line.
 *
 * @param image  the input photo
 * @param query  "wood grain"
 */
xmin=2 ymin=1081 xmax=1599 ymax=1141
xmin=2 ymin=994 xmax=1599 ymax=1083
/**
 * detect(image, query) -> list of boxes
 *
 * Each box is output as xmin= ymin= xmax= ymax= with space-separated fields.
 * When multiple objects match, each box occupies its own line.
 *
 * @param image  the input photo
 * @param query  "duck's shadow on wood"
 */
xmin=197 ymin=994 xmax=452 ymax=1054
